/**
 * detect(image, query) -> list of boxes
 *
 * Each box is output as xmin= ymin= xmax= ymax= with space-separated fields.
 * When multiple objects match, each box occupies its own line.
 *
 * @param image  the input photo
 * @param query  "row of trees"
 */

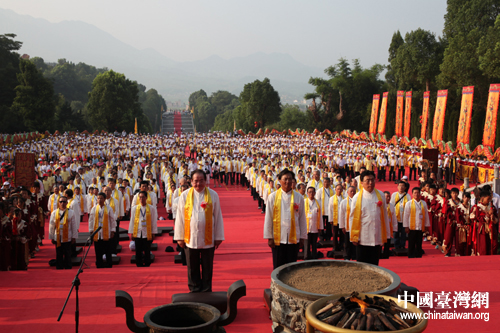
xmin=202 ymin=0 xmax=500 ymax=152
xmin=0 ymin=34 xmax=167 ymax=134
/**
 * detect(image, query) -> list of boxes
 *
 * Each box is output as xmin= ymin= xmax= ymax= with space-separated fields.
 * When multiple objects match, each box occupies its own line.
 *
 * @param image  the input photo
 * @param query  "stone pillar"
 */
xmin=464 ymin=177 xmax=469 ymax=190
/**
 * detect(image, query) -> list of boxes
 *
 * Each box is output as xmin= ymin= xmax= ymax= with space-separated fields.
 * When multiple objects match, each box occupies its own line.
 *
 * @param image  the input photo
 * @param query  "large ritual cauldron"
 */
xmin=116 ymin=291 xmax=227 ymax=333
xmin=270 ymin=260 xmax=401 ymax=333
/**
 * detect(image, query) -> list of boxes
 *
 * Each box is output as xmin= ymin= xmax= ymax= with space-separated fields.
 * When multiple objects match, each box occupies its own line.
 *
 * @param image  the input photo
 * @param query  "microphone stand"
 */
xmin=57 ymin=227 xmax=100 ymax=333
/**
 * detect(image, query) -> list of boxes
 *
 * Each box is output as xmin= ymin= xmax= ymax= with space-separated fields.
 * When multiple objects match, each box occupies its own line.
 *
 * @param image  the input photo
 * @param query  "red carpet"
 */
xmin=173 ymin=113 xmax=182 ymax=135
xmin=1 ymin=179 xmax=498 ymax=333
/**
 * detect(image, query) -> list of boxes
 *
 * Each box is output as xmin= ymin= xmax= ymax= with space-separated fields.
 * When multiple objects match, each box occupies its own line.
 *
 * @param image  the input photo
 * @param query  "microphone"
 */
xmin=88 ymin=226 xmax=102 ymax=242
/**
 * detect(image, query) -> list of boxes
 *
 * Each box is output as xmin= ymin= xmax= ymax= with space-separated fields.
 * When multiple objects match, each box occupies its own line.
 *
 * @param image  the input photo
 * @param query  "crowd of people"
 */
xmin=0 ymin=131 xmax=498 ymax=274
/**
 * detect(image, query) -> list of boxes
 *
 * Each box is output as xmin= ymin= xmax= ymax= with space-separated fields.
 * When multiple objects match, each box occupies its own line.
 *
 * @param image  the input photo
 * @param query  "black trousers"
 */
xmin=185 ymin=247 xmax=215 ymax=292
xmin=272 ymin=243 xmax=299 ymax=269
xmin=94 ymin=240 xmax=112 ymax=268
xmin=398 ymin=167 xmax=405 ymax=180
xmin=55 ymin=242 xmax=72 ymax=269
xmin=321 ymin=216 xmax=331 ymax=241
xmin=304 ymin=233 xmax=318 ymax=259
xmin=219 ymin=172 xmax=226 ymax=185
xmin=112 ymin=220 xmax=120 ymax=254
xmin=344 ymin=232 xmax=356 ymax=260
xmin=356 ymin=244 xmax=381 ymax=266
xmin=408 ymin=230 xmax=423 ymax=258
xmin=389 ymin=166 xmax=396 ymax=181
xmin=332 ymin=224 xmax=343 ymax=251
xmin=409 ymin=167 xmax=417 ymax=180
xmin=134 ymin=238 xmax=152 ymax=267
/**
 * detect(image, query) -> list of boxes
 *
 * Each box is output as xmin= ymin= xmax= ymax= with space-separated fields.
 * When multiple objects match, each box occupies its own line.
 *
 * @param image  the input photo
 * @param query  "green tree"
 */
xmin=0 ymin=34 xmax=23 ymax=133
xmin=279 ymin=104 xmax=308 ymax=131
xmin=385 ymin=31 xmax=404 ymax=90
xmin=140 ymin=88 xmax=166 ymax=132
xmin=239 ymin=78 xmax=281 ymax=128
xmin=478 ymin=14 xmax=500 ymax=80
xmin=87 ymin=70 xmax=151 ymax=133
xmin=11 ymin=59 xmax=56 ymax=132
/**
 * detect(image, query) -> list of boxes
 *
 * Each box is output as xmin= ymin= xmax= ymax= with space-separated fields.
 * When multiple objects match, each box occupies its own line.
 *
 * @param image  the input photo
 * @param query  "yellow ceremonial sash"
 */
xmin=113 ymin=189 xmax=123 ymax=213
xmin=395 ymin=193 xmax=407 ymax=221
xmin=332 ymin=194 xmax=343 ymax=226
xmin=79 ymin=194 xmax=84 ymax=212
xmin=350 ymin=189 xmax=387 ymax=244
xmin=50 ymin=194 xmax=59 ymax=213
xmin=168 ymin=191 xmax=172 ymax=207
xmin=184 ymin=187 xmax=213 ymax=245
xmin=387 ymin=205 xmax=393 ymax=234
xmin=55 ymin=209 xmax=69 ymax=247
xmin=133 ymin=205 xmax=152 ymax=241
xmin=147 ymin=192 xmax=153 ymax=205
xmin=410 ymin=200 xmax=426 ymax=232
xmin=108 ymin=198 xmax=116 ymax=214
xmin=272 ymin=189 xmax=297 ymax=245
xmin=94 ymin=204 xmax=109 ymax=241
xmin=346 ymin=198 xmax=351 ymax=230
xmin=305 ymin=198 xmax=320 ymax=232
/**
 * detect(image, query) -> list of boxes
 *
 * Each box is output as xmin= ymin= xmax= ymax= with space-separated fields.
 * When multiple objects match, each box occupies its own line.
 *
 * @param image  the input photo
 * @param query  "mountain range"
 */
xmin=0 ymin=8 xmax=325 ymax=103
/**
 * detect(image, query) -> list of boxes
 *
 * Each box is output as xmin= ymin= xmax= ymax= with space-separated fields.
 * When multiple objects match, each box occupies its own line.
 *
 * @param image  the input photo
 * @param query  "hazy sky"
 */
xmin=1 ymin=0 xmax=447 ymax=69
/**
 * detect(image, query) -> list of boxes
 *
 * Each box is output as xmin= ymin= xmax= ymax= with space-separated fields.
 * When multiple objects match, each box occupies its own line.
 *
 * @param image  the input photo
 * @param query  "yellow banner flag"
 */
xmin=456 ymin=86 xmax=474 ymax=145
xmin=134 ymin=118 xmax=138 ymax=134
xmin=395 ymin=91 xmax=404 ymax=137
xmin=483 ymin=84 xmax=500 ymax=149
xmin=369 ymin=94 xmax=380 ymax=134
xmin=432 ymin=90 xmax=448 ymax=142
xmin=377 ymin=92 xmax=388 ymax=135
xmin=404 ymin=91 xmax=412 ymax=138
xmin=421 ymin=91 xmax=430 ymax=139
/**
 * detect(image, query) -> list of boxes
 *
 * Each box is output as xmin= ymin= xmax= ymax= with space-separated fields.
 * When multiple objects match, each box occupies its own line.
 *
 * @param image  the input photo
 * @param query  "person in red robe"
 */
xmin=430 ymin=186 xmax=444 ymax=247
xmin=421 ymin=183 xmax=435 ymax=242
xmin=471 ymin=190 xmax=498 ymax=256
xmin=10 ymin=198 xmax=29 ymax=270
xmin=0 ymin=201 xmax=12 ymax=271
xmin=442 ymin=188 xmax=460 ymax=257
xmin=455 ymin=192 xmax=472 ymax=256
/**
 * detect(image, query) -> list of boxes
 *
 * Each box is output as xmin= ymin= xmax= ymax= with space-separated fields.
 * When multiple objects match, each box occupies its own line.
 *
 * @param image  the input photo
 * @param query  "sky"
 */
xmin=0 ymin=0 xmax=448 ymax=69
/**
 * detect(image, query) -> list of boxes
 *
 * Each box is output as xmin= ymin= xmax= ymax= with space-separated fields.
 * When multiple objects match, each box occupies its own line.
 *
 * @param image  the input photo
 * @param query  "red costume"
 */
xmin=0 ymin=215 xmax=12 ymax=271
xmin=442 ymin=198 xmax=460 ymax=256
xmin=455 ymin=203 xmax=472 ymax=256
xmin=471 ymin=203 xmax=498 ymax=256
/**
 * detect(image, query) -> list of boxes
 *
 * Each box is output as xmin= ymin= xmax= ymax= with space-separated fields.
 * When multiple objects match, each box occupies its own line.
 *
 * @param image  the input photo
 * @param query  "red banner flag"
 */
xmin=377 ymin=92 xmax=389 ymax=135
xmin=369 ymin=94 xmax=380 ymax=134
xmin=432 ymin=90 xmax=448 ymax=142
xmin=421 ymin=91 xmax=430 ymax=139
xmin=456 ymin=86 xmax=474 ymax=145
xmin=483 ymin=84 xmax=500 ymax=149
xmin=404 ymin=91 xmax=412 ymax=138
xmin=14 ymin=153 xmax=35 ymax=188
xmin=395 ymin=91 xmax=404 ymax=137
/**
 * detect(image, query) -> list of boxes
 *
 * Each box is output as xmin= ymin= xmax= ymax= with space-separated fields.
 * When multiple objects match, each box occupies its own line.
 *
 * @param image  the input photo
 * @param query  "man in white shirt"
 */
xmin=348 ymin=171 xmax=391 ymax=265
xmin=129 ymin=191 xmax=158 ymax=267
xmin=304 ymin=187 xmax=322 ymax=260
xmin=403 ymin=187 xmax=430 ymax=258
xmin=339 ymin=186 xmax=356 ymax=260
xmin=174 ymin=170 xmax=224 ymax=292
xmin=315 ymin=177 xmax=333 ymax=243
xmin=88 ymin=192 xmax=116 ymax=268
xmin=264 ymin=169 xmax=307 ymax=269
xmin=48 ymin=196 xmax=78 ymax=269
xmin=390 ymin=181 xmax=411 ymax=250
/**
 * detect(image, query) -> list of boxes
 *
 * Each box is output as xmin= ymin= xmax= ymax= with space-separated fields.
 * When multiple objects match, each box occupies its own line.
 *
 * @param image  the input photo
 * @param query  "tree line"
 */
xmin=0 ymin=34 xmax=167 ymax=134
xmin=193 ymin=0 xmax=500 ymax=151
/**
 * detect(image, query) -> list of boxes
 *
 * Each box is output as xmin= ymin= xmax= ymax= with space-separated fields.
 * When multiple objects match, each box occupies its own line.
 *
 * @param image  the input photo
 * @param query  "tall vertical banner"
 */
xmin=14 ymin=153 xmax=35 ymax=187
xmin=456 ymin=86 xmax=474 ymax=145
xmin=431 ymin=90 xmax=448 ymax=142
xmin=369 ymin=94 xmax=380 ymax=134
xmin=483 ymin=84 xmax=500 ymax=148
xmin=377 ymin=92 xmax=389 ymax=135
xmin=395 ymin=90 xmax=404 ymax=137
xmin=421 ymin=91 xmax=430 ymax=139
xmin=404 ymin=91 xmax=412 ymax=138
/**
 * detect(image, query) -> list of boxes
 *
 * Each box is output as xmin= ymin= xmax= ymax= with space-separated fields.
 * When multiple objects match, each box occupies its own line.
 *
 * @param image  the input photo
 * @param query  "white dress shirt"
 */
xmin=128 ymin=204 xmax=158 ymax=238
xmin=403 ymin=199 xmax=430 ymax=230
xmin=263 ymin=190 xmax=307 ymax=244
xmin=348 ymin=189 xmax=391 ymax=246
xmin=131 ymin=191 xmax=158 ymax=207
xmin=305 ymin=198 xmax=322 ymax=233
xmin=174 ymin=187 xmax=224 ymax=249
xmin=88 ymin=203 xmax=117 ymax=240
xmin=328 ymin=194 xmax=345 ymax=224
xmin=390 ymin=192 xmax=411 ymax=222
xmin=339 ymin=197 xmax=352 ymax=230
xmin=48 ymin=209 xmax=78 ymax=242
xmin=315 ymin=186 xmax=333 ymax=217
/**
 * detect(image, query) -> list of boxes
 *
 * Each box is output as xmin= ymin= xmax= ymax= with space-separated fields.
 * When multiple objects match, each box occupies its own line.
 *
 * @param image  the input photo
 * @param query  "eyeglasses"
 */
xmin=59 ymin=201 xmax=67 ymax=203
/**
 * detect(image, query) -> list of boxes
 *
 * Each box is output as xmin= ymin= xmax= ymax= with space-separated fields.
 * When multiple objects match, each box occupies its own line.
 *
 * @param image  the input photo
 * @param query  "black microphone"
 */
xmin=88 ymin=226 xmax=102 ymax=242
